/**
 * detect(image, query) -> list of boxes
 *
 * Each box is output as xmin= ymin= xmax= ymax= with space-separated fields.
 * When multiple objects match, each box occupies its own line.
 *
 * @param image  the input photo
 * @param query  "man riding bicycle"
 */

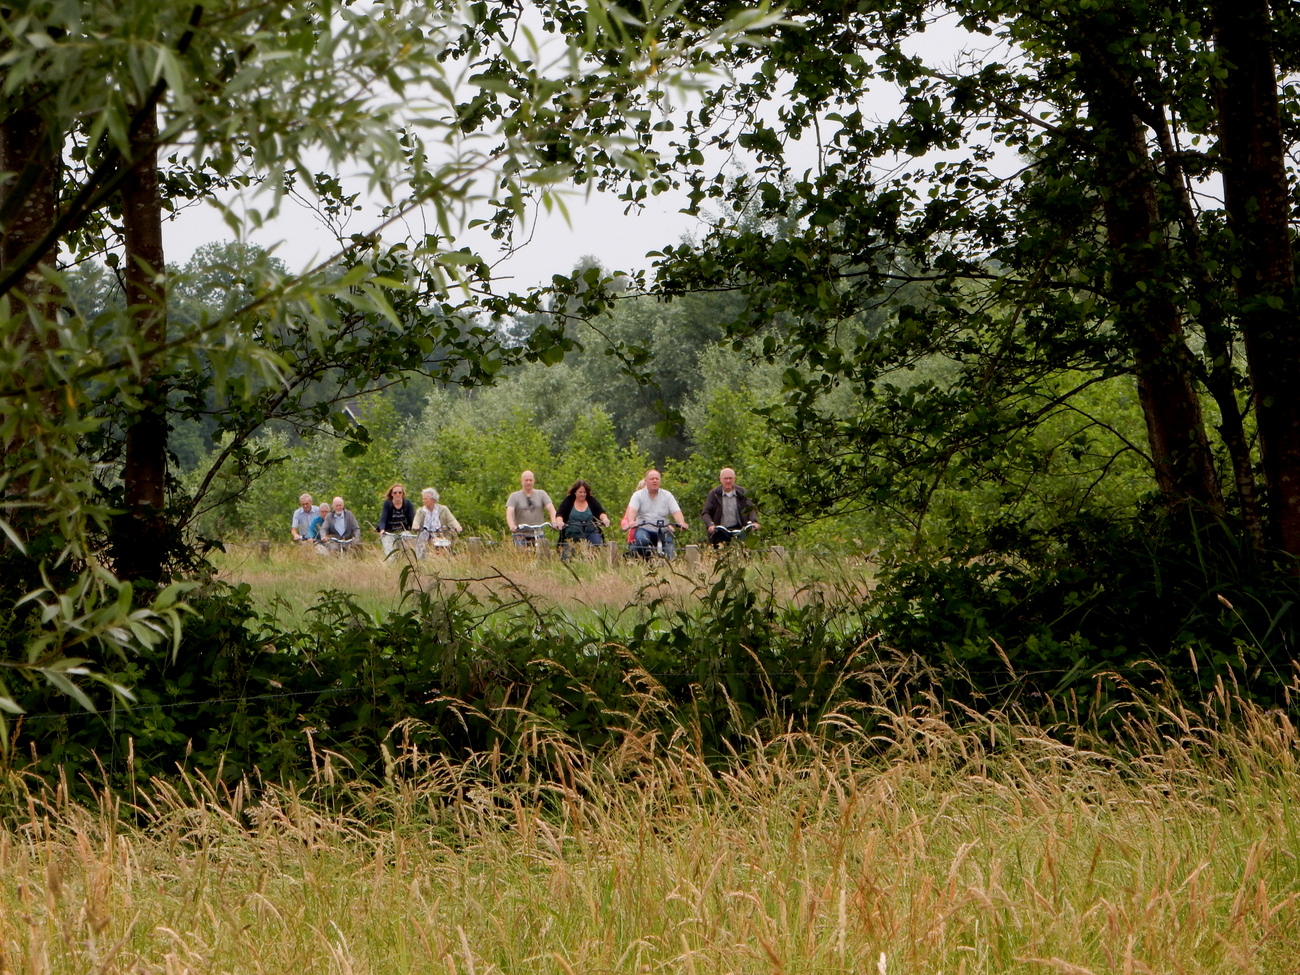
xmin=701 ymin=467 xmax=759 ymax=547
xmin=506 ymin=470 xmax=557 ymax=546
xmin=623 ymin=469 xmax=689 ymax=559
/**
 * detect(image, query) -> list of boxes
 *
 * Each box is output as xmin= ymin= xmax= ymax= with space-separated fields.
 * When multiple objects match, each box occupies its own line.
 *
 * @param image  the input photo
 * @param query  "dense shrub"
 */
xmin=866 ymin=513 xmax=1300 ymax=706
xmin=10 ymin=516 xmax=1298 ymax=793
xmin=5 ymin=567 xmax=883 ymax=789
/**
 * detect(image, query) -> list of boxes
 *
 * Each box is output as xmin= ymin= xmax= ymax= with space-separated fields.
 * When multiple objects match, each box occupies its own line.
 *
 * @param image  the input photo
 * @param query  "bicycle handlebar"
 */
xmin=639 ymin=519 xmax=687 ymax=533
xmin=711 ymin=521 xmax=759 ymax=536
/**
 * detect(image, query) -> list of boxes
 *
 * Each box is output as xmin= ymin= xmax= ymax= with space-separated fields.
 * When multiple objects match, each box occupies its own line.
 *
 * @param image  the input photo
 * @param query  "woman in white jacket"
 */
xmin=412 ymin=487 xmax=463 ymax=557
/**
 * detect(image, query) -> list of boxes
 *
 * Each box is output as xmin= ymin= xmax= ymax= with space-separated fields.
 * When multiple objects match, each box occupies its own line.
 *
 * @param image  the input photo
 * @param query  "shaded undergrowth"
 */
xmin=5 ymin=538 xmax=1299 ymax=794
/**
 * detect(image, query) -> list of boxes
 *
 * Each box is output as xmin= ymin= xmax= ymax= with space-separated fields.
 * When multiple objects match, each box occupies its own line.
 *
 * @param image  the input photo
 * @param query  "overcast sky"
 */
xmin=163 ymin=169 xmax=706 ymax=291
xmin=161 ymin=3 xmax=727 ymax=291
xmin=162 ymin=14 xmax=988 ymax=293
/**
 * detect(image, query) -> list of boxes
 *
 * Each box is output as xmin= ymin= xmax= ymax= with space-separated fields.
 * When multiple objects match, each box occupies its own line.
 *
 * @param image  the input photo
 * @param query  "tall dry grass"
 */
xmin=3 ymin=690 xmax=1298 ymax=973
xmin=213 ymin=541 xmax=867 ymax=625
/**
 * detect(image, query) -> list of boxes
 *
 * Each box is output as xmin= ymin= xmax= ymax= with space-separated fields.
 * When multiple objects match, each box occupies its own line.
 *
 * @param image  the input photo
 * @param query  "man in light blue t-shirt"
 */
xmin=622 ymin=469 xmax=689 ymax=558
xmin=291 ymin=493 xmax=315 ymax=542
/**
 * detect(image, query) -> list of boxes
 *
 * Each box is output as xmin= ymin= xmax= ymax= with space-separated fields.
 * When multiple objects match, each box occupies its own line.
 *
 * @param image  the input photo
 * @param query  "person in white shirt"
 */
xmin=413 ymin=487 xmax=463 ymax=557
xmin=622 ymin=469 xmax=689 ymax=558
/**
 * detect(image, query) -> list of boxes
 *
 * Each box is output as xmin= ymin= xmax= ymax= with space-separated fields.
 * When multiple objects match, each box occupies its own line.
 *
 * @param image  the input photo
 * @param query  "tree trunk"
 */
xmin=0 ymin=103 xmax=59 ymax=316
xmin=112 ymin=106 xmax=170 ymax=583
xmin=0 ymin=99 xmax=61 ymax=541
xmin=1151 ymin=109 xmax=1265 ymax=551
xmin=1079 ymin=61 xmax=1225 ymax=519
xmin=1211 ymin=0 xmax=1300 ymax=558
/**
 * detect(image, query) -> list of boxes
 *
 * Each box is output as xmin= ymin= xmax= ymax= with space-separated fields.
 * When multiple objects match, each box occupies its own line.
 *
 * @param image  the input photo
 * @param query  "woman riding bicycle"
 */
xmin=412 ymin=487 xmax=462 ymax=557
xmin=553 ymin=479 xmax=610 ymax=559
xmin=377 ymin=484 xmax=416 ymax=557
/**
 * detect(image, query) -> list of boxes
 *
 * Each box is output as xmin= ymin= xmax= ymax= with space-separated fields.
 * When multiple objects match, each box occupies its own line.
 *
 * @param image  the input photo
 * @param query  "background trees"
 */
xmin=511 ymin=0 xmax=1300 ymax=563
xmin=385 ymin=0 xmax=1300 ymax=692
xmin=0 ymin=0 xmax=779 ymax=729
xmin=7 ymin=0 xmax=1300 ymax=734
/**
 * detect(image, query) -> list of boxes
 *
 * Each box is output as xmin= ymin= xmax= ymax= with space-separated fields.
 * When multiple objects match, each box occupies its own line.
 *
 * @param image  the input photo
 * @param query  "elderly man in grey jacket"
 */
xmin=701 ymin=468 xmax=759 ymax=546
xmin=317 ymin=496 xmax=363 ymax=556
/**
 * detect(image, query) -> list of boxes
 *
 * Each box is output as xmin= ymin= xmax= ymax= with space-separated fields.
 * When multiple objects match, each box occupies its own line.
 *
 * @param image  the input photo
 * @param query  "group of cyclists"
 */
xmin=508 ymin=466 xmax=760 ymax=559
xmin=290 ymin=467 xmax=758 ymax=561
xmin=290 ymin=487 xmax=461 ymax=558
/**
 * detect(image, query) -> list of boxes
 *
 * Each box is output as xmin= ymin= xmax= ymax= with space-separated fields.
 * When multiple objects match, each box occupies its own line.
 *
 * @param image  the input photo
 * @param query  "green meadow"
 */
xmin=4 ymin=692 xmax=1298 ymax=974
xmin=5 ymin=550 xmax=1299 ymax=974
xmin=210 ymin=540 xmax=871 ymax=628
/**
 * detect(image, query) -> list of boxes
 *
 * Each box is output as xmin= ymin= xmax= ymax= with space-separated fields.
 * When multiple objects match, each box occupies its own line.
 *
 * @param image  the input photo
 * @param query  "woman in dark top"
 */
xmin=553 ymin=480 xmax=610 ymax=557
xmin=377 ymin=483 xmax=416 ymax=557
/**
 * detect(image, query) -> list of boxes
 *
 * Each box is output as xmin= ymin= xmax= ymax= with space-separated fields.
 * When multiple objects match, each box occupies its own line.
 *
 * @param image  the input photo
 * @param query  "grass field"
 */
xmin=3 ymin=697 xmax=1297 ymax=974
xmin=8 ymin=545 xmax=1296 ymax=972
xmin=213 ymin=541 xmax=873 ymax=626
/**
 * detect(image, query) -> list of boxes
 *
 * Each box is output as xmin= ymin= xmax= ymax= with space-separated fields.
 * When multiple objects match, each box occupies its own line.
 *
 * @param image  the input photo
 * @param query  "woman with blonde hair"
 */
xmin=377 ymin=483 xmax=417 ymax=557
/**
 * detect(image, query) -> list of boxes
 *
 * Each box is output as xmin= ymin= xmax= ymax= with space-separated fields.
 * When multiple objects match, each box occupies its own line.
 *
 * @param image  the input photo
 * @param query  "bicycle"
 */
xmin=378 ymin=529 xmax=420 ymax=559
xmin=556 ymin=521 xmax=607 ymax=562
xmin=707 ymin=521 xmax=760 ymax=548
xmin=511 ymin=523 xmax=556 ymax=549
xmin=627 ymin=519 xmax=687 ymax=560
xmin=317 ymin=535 xmax=362 ymax=557
xmin=415 ymin=526 xmax=458 ymax=558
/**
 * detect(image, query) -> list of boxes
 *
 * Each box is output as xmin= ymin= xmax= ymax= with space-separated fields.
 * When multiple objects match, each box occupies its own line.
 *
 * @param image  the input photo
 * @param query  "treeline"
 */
xmin=14 ymin=0 xmax=1300 ymax=776
xmin=71 ymin=241 xmax=1294 ymax=707
xmin=180 ymin=252 xmax=1155 ymax=555
xmin=51 ymin=236 xmax=1300 ymax=741
xmin=18 ymin=245 xmax=1299 ymax=783
xmin=176 ymin=258 xmax=793 ymax=542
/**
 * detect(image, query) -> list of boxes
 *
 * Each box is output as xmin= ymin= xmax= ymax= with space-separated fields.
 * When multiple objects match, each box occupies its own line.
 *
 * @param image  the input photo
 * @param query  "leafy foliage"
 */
xmin=491 ymin=0 xmax=1300 ymax=564
xmin=867 ymin=514 xmax=1300 ymax=706
xmin=7 ymin=567 xmax=874 ymax=786
xmin=10 ymin=548 xmax=1295 ymax=792
xmin=0 ymin=0 xmax=785 ymax=734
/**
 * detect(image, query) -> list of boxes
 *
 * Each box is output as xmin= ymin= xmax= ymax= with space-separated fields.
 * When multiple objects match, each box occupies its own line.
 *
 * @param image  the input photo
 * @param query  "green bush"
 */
xmin=865 ymin=513 xmax=1299 ymax=706
xmin=6 ymin=566 xmax=878 ymax=789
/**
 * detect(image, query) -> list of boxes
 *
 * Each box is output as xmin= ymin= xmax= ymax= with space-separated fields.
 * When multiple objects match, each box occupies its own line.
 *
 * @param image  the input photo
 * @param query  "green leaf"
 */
xmin=42 ymin=670 xmax=97 ymax=714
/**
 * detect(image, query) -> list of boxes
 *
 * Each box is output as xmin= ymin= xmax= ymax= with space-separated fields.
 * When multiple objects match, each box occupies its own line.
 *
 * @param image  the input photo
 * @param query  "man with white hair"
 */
xmin=701 ymin=467 xmax=759 ymax=546
xmin=317 ymin=496 xmax=362 ymax=556
xmin=413 ymin=487 xmax=463 ymax=557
